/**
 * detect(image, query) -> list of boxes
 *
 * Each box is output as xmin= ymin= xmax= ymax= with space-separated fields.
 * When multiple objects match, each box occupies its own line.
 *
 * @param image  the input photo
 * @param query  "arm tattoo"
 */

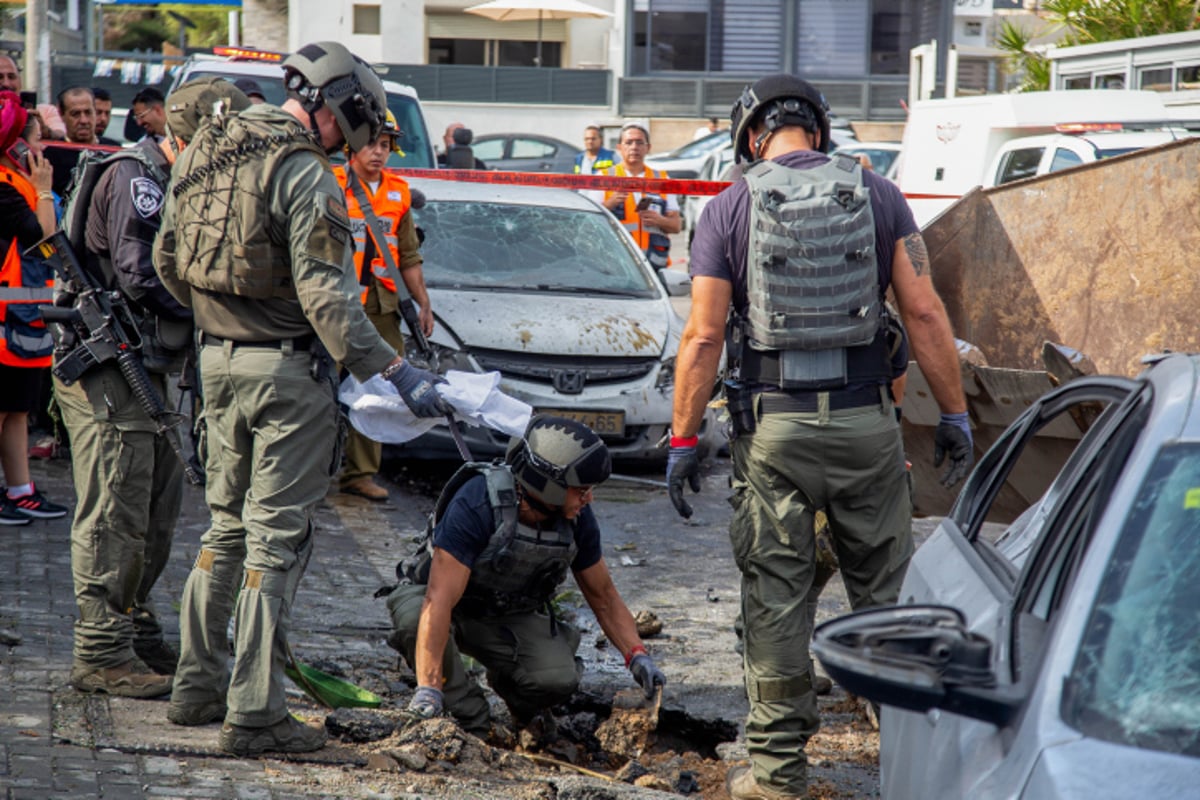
xmin=902 ymin=233 xmax=930 ymax=277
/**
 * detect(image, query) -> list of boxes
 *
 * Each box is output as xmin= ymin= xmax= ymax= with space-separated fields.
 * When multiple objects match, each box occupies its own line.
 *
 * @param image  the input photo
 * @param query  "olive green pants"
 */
xmin=730 ymin=394 xmax=912 ymax=796
xmin=339 ymin=308 xmax=404 ymax=488
xmin=56 ymin=366 xmax=182 ymax=669
xmin=171 ymin=341 xmax=336 ymax=727
xmin=386 ymin=584 xmax=583 ymax=732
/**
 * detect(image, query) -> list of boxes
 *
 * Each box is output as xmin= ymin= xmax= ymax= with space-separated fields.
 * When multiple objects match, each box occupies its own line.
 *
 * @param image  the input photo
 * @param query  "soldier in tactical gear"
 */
xmin=668 ymin=73 xmax=972 ymax=800
xmin=385 ymin=415 xmax=665 ymax=735
xmin=154 ymin=41 xmax=449 ymax=757
xmin=57 ymin=78 xmax=223 ymax=700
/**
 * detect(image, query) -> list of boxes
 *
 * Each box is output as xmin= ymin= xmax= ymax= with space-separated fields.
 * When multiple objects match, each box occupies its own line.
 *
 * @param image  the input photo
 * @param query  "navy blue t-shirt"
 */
xmin=433 ymin=474 xmax=604 ymax=573
xmin=690 ymin=150 xmax=920 ymax=317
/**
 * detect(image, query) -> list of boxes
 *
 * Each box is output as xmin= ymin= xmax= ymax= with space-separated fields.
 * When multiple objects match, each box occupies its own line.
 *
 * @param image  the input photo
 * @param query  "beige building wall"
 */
xmin=242 ymin=0 xmax=290 ymax=51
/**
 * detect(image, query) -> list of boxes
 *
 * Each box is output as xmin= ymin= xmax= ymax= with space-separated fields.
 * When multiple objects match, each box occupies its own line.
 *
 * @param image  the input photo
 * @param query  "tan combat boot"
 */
xmin=726 ymin=765 xmax=805 ymax=800
xmin=70 ymin=660 xmax=172 ymax=698
xmin=341 ymin=476 xmax=389 ymax=501
xmin=218 ymin=714 xmax=328 ymax=756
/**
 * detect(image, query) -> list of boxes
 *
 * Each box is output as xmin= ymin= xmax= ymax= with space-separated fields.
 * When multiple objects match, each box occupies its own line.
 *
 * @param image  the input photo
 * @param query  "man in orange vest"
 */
xmin=334 ymin=112 xmax=434 ymax=501
xmin=601 ymin=122 xmax=681 ymax=271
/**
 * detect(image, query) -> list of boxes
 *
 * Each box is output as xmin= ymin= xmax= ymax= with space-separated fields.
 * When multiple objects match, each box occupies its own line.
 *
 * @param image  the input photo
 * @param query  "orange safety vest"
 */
xmin=602 ymin=163 xmax=672 ymax=266
xmin=334 ymin=165 xmax=412 ymax=304
xmin=0 ymin=164 xmax=54 ymax=368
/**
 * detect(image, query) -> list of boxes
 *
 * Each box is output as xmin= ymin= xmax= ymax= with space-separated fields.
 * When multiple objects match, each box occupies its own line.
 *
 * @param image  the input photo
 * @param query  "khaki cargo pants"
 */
xmin=56 ymin=365 xmax=183 ymax=669
xmin=386 ymin=584 xmax=583 ymax=732
xmin=729 ymin=392 xmax=912 ymax=796
xmin=170 ymin=341 xmax=338 ymax=728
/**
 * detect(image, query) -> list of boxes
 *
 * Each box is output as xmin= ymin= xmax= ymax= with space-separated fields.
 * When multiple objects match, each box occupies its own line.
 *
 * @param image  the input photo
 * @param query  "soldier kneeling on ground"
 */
xmin=386 ymin=415 xmax=666 ymax=734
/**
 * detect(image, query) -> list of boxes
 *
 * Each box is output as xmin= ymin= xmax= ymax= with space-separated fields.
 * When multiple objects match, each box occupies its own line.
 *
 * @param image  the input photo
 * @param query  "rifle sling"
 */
xmin=345 ymin=169 xmax=415 ymax=307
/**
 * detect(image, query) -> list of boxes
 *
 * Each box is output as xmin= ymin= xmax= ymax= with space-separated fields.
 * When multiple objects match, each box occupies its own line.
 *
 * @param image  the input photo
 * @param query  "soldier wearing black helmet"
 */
xmin=385 ymin=415 xmax=665 ymax=735
xmin=154 ymin=41 xmax=450 ymax=756
xmin=667 ymin=74 xmax=972 ymax=800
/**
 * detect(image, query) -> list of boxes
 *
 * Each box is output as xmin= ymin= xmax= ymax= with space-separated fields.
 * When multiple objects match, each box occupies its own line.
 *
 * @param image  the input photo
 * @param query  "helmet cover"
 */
xmin=164 ymin=77 xmax=252 ymax=143
xmin=506 ymin=415 xmax=612 ymax=507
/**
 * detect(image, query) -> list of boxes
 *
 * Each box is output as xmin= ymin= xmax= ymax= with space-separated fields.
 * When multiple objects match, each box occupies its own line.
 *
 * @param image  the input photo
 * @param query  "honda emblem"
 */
xmin=552 ymin=369 xmax=586 ymax=394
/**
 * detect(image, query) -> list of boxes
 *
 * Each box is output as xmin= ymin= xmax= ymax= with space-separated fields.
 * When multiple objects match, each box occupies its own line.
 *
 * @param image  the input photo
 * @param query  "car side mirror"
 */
xmin=812 ymin=605 xmax=1022 ymax=728
xmin=658 ymin=268 xmax=691 ymax=297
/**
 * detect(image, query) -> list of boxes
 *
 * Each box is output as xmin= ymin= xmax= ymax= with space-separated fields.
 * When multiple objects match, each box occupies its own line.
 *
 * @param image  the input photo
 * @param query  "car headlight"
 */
xmin=655 ymin=355 xmax=676 ymax=390
xmin=402 ymin=337 xmax=472 ymax=374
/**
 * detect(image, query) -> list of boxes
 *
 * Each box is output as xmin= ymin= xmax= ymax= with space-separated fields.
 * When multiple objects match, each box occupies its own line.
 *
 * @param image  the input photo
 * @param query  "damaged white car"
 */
xmin=389 ymin=178 xmax=720 ymax=462
xmin=813 ymin=352 xmax=1200 ymax=799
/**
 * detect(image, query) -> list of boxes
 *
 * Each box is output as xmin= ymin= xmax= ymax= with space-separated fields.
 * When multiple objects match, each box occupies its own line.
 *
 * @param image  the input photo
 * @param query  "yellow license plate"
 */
xmin=537 ymin=409 xmax=625 ymax=435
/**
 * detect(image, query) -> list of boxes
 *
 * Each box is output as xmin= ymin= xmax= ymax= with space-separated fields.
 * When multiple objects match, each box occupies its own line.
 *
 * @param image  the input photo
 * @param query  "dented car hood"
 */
xmin=428 ymin=289 xmax=668 ymax=357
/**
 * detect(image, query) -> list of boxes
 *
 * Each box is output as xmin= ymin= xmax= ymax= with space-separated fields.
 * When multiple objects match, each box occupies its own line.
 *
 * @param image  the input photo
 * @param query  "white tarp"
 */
xmin=339 ymin=370 xmax=531 ymax=444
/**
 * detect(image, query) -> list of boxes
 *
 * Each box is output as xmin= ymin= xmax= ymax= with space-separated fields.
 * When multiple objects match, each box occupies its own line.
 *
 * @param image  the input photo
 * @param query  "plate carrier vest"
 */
xmin=171 ymin=112 xmax=326 ymax=300
xmin=734 ymin=154 xmax=891 ymax=389
xmin=398 ymin=463 xmax=579 ymax=618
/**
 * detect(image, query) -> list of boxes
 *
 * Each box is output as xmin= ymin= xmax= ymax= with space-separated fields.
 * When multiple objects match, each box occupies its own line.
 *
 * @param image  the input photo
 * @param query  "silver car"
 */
xmin=814 ymin=352 xmax=1200 ymax=799
xmin=392 ymin=178 xmax=721 ymax=462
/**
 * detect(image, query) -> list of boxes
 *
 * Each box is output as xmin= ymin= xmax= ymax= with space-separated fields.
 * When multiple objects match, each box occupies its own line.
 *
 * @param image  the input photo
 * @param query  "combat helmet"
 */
xmin=730 ymin=73 xmax=831 ymax=163
xmin=282 ymin=40 xmax=387 ymax=153
xmin=506 ymin=416 xmax=612 ymax=508
xmin=164 ymin=77 xmax=252 ymax=144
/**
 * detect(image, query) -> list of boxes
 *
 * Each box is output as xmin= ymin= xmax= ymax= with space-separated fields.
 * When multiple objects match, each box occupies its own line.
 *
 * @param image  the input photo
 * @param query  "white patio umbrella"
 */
xmin=464 ymin=0 xmax=613 ymax=67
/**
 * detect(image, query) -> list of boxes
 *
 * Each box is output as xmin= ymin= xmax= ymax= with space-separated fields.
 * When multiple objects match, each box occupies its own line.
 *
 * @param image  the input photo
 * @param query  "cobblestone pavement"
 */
xmin=2 ymin=437 xmax=918 ymax=799
xmin=1 ymin=455 xmax=444 ymax=800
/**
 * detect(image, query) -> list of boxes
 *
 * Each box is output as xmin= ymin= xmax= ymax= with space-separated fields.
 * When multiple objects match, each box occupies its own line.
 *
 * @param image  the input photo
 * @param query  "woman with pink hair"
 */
xmin=0 ymin=90 xmax=66 ymax=525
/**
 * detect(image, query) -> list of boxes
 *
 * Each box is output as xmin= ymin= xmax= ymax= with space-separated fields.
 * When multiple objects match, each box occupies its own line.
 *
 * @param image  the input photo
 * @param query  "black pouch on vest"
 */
xmin=140 ymin=316 xmax=192 ymax=375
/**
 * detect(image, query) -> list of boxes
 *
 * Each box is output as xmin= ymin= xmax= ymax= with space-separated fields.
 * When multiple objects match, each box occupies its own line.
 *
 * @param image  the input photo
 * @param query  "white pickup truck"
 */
xmin=896 ymin=89 xmax=1190 ymax=227
xmin=986 ymin=128 xmax=1189 ymax=186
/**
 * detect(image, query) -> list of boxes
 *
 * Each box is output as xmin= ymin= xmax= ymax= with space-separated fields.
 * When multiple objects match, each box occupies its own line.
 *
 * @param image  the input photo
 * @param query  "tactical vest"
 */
xmin=171 ymin=112 xmax=327 ymax=300
xmin=736 ymin=155 xmax=890 ymax=389
xmin=399 ymin=463 xmax=578 ymax=616
xmin=60 ymin=145 xmax=168 ymax=288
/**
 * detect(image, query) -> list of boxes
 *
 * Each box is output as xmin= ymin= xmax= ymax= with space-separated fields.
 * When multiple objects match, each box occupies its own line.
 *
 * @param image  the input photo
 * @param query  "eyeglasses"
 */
xmin=134 ymin=108 xmax=154 ymax=121
xmin=621 ymin=139 xmax=648 ymax=147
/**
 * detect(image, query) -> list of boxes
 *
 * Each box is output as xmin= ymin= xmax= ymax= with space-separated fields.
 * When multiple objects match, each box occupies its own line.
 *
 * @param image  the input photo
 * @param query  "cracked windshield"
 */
xmin=415 ymin=200 xmax=658 ymax=295
xmin=1067 ymin=443 xmax=1200 ymax=757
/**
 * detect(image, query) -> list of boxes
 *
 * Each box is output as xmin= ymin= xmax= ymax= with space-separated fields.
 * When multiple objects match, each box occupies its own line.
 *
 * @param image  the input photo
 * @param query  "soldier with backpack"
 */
xmin=55 ymin=77 xmax=249 ymax=699
xmin=385 ymin=415 xmax=665 ymax=735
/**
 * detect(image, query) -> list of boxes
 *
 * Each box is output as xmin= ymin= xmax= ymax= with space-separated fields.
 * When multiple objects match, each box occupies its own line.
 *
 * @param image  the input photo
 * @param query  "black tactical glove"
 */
xmin=629 ymin=652 xmax=666 ymax=699
xmin=666 ymin=442 xmax=701 ymax=519
xmin=406 ymin=685 xmax=444 ymax=720
xmin=933 ymin=412 xmax=973 ymax=488
xmin=386 ymin=361 xmax=452 ymax=418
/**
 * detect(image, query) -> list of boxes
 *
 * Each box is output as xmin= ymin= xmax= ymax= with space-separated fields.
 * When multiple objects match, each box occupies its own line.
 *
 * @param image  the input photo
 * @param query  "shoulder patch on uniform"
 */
xmin=322 ymin=191 xmax=351 ymax=228
xmin=130 ymin=176 xmax=165 ymax=220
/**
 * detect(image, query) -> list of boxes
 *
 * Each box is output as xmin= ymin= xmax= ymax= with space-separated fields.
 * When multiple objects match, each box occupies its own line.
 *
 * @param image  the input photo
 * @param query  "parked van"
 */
xmin=897 ymin=90 xmax=1174 ymax=227
xmin=168 ymin=47 xmax=437 ymax=169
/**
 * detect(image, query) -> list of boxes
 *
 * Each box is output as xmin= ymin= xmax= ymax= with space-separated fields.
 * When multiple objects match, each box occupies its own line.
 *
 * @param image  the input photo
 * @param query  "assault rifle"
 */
xmin=31 ymin=231 xmax=203 ymax=485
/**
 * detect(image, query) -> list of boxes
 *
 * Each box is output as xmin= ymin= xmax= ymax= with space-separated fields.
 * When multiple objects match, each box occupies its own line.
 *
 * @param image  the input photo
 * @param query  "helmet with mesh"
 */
xmin=506 ymin=415 xmax=612 ymax=507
